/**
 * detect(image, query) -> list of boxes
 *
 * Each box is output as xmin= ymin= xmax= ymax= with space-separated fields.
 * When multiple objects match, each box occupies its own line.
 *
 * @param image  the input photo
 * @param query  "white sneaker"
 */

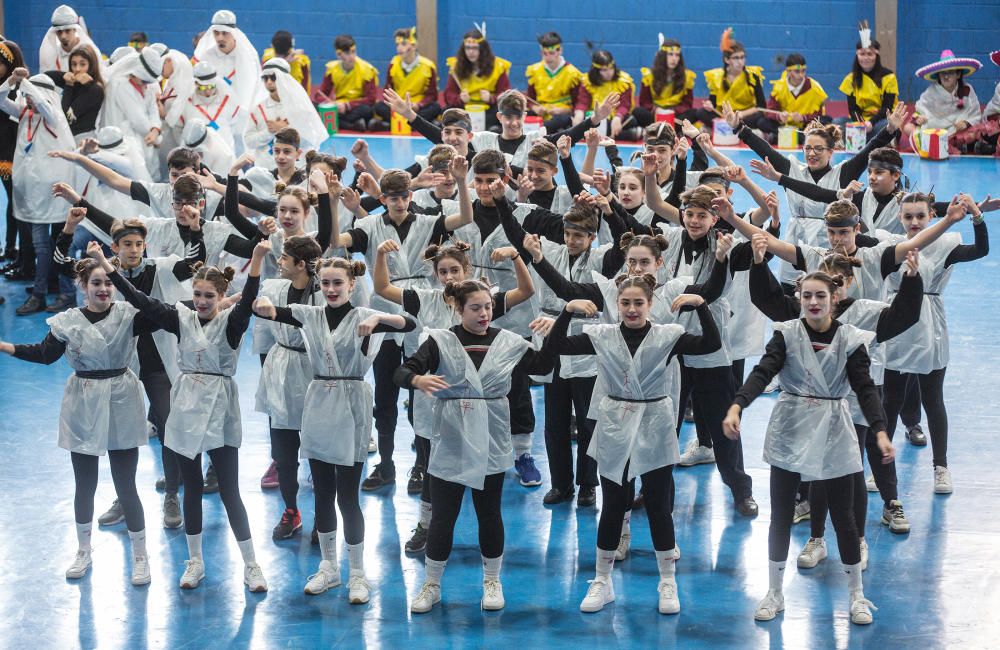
xmin=792 ymin=499 xmax=811 ymax=524
xmin=411 ymin=582 xmax=441 ymax=614
xmin=481 ymin=579 xmax=505 ymax=610
xmin=244 ymin=562 xmax=268 ymax=592
xmin=881 ymin=500 xmax=911 ymax=534
xmin=131 ymin=555 xmax=151 ymax=586
xmin=754 ymin=589 xmax=785 ymax=621
xmin=65 ymin=550 xmax=92 ymax=579
xmin=615 ymin=532 xmax=631 ymax=560
xmin=934 ymin=466 xmax=953 ymax=494
xmin=180 ymin=558 xmax=205 ymax=589
xmin=657 ymin=578 xmax=680 ymax=614
xmin=850 ymin=592 xmax=877 ymax=625
xmin=796 ymin=537 xmax=828 ymax=569
xmin=348 ymin=574 xmax=370 ymax=604
xmin=679 ymin=441 xmax=715 ymax=467
xmin=860 ymin=540 xmax=869 ymax=571
xmin=304 ymin=560 xmax=341 ymax=595
xmin=673 ymin=544 xmax=681 ymax=561
xmin=866 ymin=475 xmax=878 ymax=493
xmin=368 ymin=436 xmax=377 ymax=454
xmin=580 ymin=576 xmax=615 ymax=612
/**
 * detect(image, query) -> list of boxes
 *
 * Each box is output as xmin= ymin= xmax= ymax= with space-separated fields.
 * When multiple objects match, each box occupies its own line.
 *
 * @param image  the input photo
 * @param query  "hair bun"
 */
xmin=274 ymin=181 xmax=287 ymax=194
xmin=221 ymin=266 xmax=236 ymax=282
xmin=641 ymin=273 xmax=658 ymax=289
xmin=618 ymin=232 xmax=636 ymax=252
xmin=351 ymin=261 xmax=367 ymax=277
xmin=422 ymin=243 xmax=441 ymax=261
xmin=653 ymin=234 xmax=669 ymax=251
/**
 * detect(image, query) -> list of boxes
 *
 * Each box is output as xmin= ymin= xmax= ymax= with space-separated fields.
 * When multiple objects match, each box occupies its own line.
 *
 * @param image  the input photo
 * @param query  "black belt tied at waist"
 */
xmin=608 ymin=395 xmax=667 ymax=403
xmin=784 ymin=392 xmax=841 ymax=401
xmin=182 ymin=371 xmax=227 ymax=377
xmin=314 ymin=375 xmax=363 ymax=381
xmin=441 ymin=395 xmax=502 ymax=400
xmin=75 ymin=368 xmax=128 ymax=379
xmin=278 ymin=343 xmax=307 ymax=352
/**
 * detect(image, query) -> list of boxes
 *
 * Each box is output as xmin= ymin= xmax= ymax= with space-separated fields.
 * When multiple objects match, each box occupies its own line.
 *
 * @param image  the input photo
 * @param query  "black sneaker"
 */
xmin=361 ymin=463 xmax=395 ymax=491
xmin=272 ymin=508 xmax=302 ymax=540
xmin=203 ymin=464 xmax=219 ymax=493
xmin=577 ymin=486 xmax=597 ymax=507
xmin=405 ymin=523 xmax=428 ymax=554
xmin=736 ymin=496 xmax=759 ymax=517
xmin=16 ymin=295 xmax=46 ymax=315
xmin=569 ymin=414 xmax=578 ymax=442
xmin=906 ymin=424 xmax=928 ymax=446
xmin=155 ymin=476 xmax=166 ymax=491
xmin=311 ymin=527 xmax=319 ymax=545
xmin=407 ymin=466 xmax=425 ymax=495
xmin=543 ymin=486 xmax=575 ymax=505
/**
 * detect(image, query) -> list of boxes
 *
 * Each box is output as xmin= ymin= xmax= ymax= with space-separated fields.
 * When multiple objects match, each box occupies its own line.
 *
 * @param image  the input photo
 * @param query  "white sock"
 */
xmin=654 ymin=549 xmax=675 ymax=581
xmin=512 ymin=433 xmax=532 ymax=456
xmin=424 ymin=557 xmax=447 ymax=585
xmin=237 ymin=538 xmax=256 ymax=565
xmin=129 ymin=529 xmax=147 ymax=558
xmin=768 ymin=560 xmax=786 ymax=593
xmin=621 ymin=511 xmax=631 ymax=536
xmin=482 ymin=554 xmax=502 ymax=581
xmin=186 ymin=533 xmax=203 ymax=561
xmin=843 ymin=562 xmax=864 ymax=596
xmin=419 ymin=500 xmax=432 ymax=528
xmin=596 ymin=548 xmax=616 ymax=579
xmin=318 ymin=530 xmax=338 ymax=564
xmin=76 ymin=522 xmax=93 ymax=552
xmin=347 ymin=541 xmax=364 ymax=577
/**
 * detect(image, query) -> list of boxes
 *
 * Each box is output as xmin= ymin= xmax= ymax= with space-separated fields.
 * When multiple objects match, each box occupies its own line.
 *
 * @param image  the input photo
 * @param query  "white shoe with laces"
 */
xmin=368 ymin=436 xmax=377 ymax=454
xmin=860 ymin=540 xmax=869 ymax=571
xmin=411 ymin=582 xmax=441 ymax=613
xmin=934 ymin=466 xmax=953 ymax=494
xmin=657 ymin=578 xmax=680 ymax=614
xmin=673 ymin=544 xmax=681 ymax=561
xmin=131 ymin=555 xmax=151 ymax=586
xmin=850 ymin=592 xmax=877 ymax=624
xmin=679 ymin=439 xmax=715 ymax=467
xmin=615 ymin=532 xmax=630 ymax=560
xmin=580 ymin=576 xmax=615 ymax=612
xmin=65 ymin=550 xmax=92 ymax=579
xmin=304 ymin=560 xmax=341 ymax=595
xmin=179 ymin=558 xmax=205 ymax=589
xmin=244 ymin=562 xmax=268 ymax=592
xmin=866 ymin=475 xmax=878 ymax=493
xmin=481 ymin=579 xmax=505 ymax=610
xmin=754 ymin=589 xmax=785 ymax=621
xmin=348 ymin=574 xmax=371 ymax=604
xmin=796 ymin=537 xmax=828 ymax=569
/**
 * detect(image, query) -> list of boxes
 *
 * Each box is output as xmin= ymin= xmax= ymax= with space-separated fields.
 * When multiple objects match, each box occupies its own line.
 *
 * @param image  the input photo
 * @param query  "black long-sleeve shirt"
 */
xmin=109 ymin=270 xmax=260 ymax=349
xmin=738 ymin=121 xmax=894 ymax=185
xmin=13 ymin=306 xmax=160 ymax=364
xmin=394 ymin=324 xmax=553 ymax=388
xmin=224 ymin=174 xmax=334 ymax=251
xmin=547 ymin=302 xmax=721 ymax=364
xmin=47 ymin=73 xmax=104 ymax=136
xmin=734 ymin=319 xmax=888 ymax=432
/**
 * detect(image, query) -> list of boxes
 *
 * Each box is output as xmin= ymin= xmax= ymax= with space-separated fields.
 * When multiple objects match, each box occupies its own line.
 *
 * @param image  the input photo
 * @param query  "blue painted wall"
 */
xmin=4 ymin=1 xmax=999 ymax=103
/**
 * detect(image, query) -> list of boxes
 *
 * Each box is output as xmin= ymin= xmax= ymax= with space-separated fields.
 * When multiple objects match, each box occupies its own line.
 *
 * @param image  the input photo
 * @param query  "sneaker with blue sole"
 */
xmin=514 ymin=453 xmax=542 ymax=487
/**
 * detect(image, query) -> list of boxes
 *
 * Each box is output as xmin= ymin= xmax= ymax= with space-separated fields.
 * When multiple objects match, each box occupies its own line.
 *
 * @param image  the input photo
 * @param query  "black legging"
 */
xmin=598 ymin=464 xmax=676 ymax=552
xmin=544 ymin=370 xmax=598 ymax=490
xmin=508 ymin=365 xmax=535 ymax=437
xmin=270 ymin=426 xmax=300 ymax=510
xmin=426 ymin=472 xmax=505 ymax=561
xmin=769 ymin=466 xmax=860 ymax=565
xmin=3 ymin=176 xmax=16 ymax=252
xmin=71 ymin=449 xmax=145 ymax=532
xmin=176 ymin=446 xmax=251 ymax=540
xmin=883 ymin=368 xmax=948 ymax=467
xmin=414 ymin=436 xmax=433 ymax=502
xmin=810 ymin=425 xmax=868 ymax=539
xmin=309 ymin=460 xmax=364 ymax=543
xmin=141 ymin=370 xmax=181 ymax=493
xmin=372 ymin=339 xmax=404 ymax=469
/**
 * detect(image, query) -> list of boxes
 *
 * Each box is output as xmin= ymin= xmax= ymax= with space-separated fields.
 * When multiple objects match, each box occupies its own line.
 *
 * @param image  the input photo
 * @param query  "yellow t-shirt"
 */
xmin=703 ymin=65 xmax=765 ymax=111
xmin=323 ymin=57 xmax=379 ymax=102
xmin=580 ymin=72 xmax=635 ymax=111
xmin=446 ymin=56 xmax=512 ymax=97
xmin=770 ymin=72 xmax=828 ymax=127
xmin=525 ymin=61 xmax=582 ymax=110
xmin=640 ymin=67 xmax=697 ymax=109
xmin=388 ymin=55 xmax=437 ymax=104
xmin=839 ymin=71 xmax=899 ymax=121
xmin=262 ymin=48 xmax=311 ymax=92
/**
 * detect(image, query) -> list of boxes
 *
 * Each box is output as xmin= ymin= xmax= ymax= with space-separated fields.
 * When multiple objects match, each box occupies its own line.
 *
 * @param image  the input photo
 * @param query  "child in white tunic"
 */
xmin=723 ymin=270 xmax=895 ymax=626
xmin=253 ymin=257 xmax=415 ymax=603
xmin=104 ymin=239 xmax=270 ymax=593
xmin=547 ymin=275 xmax=721 ymax=616
xmin=0 ymin=255 xmax=151 ymax=586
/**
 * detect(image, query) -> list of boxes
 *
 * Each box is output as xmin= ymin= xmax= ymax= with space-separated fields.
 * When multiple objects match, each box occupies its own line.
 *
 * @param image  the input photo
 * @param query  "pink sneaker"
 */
xmin=261 ymin=460 xmax=280 ymax=489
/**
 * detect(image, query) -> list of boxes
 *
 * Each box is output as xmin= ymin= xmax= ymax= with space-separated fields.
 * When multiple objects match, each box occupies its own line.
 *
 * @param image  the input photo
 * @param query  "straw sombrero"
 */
xmin=915 ymin=50 xmax=982 ymax=80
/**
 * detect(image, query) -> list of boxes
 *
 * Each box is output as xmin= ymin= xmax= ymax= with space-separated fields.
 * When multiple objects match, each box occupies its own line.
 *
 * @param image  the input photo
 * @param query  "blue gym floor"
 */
xmin=1 ymin=136 xmax=998 ymax=649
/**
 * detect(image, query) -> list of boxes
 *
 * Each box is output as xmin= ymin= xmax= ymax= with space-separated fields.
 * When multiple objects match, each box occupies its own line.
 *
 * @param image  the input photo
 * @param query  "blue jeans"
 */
xmin=31 ymin=223 xmax=77 ymax=297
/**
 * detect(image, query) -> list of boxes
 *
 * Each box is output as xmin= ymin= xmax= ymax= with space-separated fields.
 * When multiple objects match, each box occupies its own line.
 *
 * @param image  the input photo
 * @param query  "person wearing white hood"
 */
xmin=0 ymin=68 xmax=79 ymax=315
xmin=183 ymin=61 xmax=242 ymax=159
xmin=38 ymin=4 xmax=102 ymax=73
xmin=193 ymin=10 xmax=261 ymax=154
xmin=157 ymin=50 xmax=194 ymax=178
xmin=245 ymin=57 xmax=327 ymax=169
xmin=181 ymin=118 xmax=235 ymax=176
xmin=99 ymin=46 xmax=165 ymax=179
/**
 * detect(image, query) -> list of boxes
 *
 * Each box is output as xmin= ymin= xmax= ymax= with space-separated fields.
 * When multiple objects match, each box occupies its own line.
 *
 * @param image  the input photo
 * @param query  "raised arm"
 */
xmin=441 ymin=157 xmax=473 ymax=231
xmin=97 ymin=246 xmax=181 ymax=335
xmin=491 ymin=246 xmax=535 ymax=308
xmin=669 ymin=298 xmax=722 ymax=359
xmin=523 ymin=234 xmax=605 ymax=307
xmin=557 ymin=136 xmax=586 ymax=197
xmin=642 ymin=154 xmax=681 ymax=225
xmin=545 ymin=304 xmax=599 ymax=355
xmin=875 ymin=254 xmax=924 ymax=342
xmin=893 ymin=195 xmax=971 ymax=264
xmin=372 ymin=240 xmax=405 ymax=306
xmin=712 ymin=196 xmax=798 ymax=265
xmin=48 ymin=150 xmax=133 ymax=196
